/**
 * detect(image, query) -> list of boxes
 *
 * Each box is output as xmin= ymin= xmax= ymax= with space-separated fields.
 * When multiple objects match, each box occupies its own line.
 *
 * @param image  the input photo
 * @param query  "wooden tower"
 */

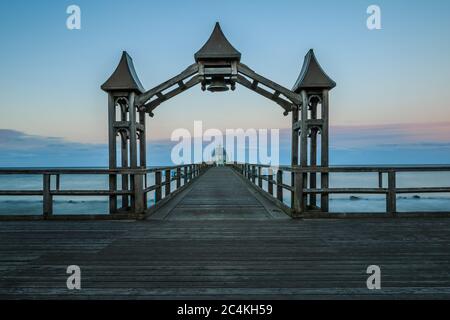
xmin=292 ymin=49 xmax=336 ymax=213
xmin=101 ymin=51 xmax=146 ymax=214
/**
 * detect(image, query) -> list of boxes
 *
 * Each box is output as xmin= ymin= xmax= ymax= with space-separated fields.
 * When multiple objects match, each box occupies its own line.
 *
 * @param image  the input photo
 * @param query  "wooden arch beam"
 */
xmin=135 ymin=63 xmax=199 ymax=107
xmin=134 ymin=62 xmax=301 ymax=116
xmin=236 ymin=75 xmax=293 ymax=115
xmin=237 ymin=63 xmax=301 ymax=105
xmin=142 ymin=75 xmax=202 ymax=116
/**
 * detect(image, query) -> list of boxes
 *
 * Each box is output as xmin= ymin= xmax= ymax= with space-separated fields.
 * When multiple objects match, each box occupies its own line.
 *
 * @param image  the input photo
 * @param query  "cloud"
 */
xmin=1 ymin=122 xmax=450 ymax=167
xmin=329 ymin=122 xmax=450 ymax=148
xmin=0 ymin=129 xmax=108 ymax=167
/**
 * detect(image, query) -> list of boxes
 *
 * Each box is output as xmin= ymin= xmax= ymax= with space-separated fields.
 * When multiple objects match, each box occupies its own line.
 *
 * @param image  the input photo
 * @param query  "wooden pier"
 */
xmin=1 ymin=167 xmax=450 ymax=299
xmin=1 ymin=23 xmax=450 ymax=300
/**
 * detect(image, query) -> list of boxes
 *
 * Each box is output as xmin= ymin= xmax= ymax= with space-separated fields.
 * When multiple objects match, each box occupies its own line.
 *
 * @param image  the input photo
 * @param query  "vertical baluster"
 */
xmin=184 ymin=166 xmax=188 ymax=185
xmin=165 ymin=169 xmax=171 ymax=196
xmin=258 ymin=167 xmax=262 ymax=188
xmin=43 ymin=174 xmax=52 ymax=218
xmin=176 ymin=167 xmax=181 ymax=189
xmin=293 ymin=170 xmax=304 ymax=215
xmin=378 ymin=172 xmax=383 ymax=188
xmin=387 ymin=171 xmax=397 ymax=216
xmin=155 ymin=171 xmax=162 ymax=202
xmin=268 ymin=168 xmax=274 ymax=196
xmin=277 ymin=170 xmax=283 ymax=202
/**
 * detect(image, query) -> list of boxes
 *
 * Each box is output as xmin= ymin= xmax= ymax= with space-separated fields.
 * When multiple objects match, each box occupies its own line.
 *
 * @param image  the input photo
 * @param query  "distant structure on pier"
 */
xmin=211 ymin=145 xmax=228 ymax=166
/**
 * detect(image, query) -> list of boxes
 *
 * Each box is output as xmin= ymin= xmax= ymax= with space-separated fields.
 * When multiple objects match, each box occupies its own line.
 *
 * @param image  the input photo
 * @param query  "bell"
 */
xmin=207 ymin=77 xmax=229 ymax=92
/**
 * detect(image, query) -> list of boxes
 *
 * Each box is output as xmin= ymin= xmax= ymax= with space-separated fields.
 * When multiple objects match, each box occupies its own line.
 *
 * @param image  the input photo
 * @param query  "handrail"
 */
xmin=230 ymin=162 xmax=450 ymax=217
xmin=0 ymin=163 xmax=210 ymax=219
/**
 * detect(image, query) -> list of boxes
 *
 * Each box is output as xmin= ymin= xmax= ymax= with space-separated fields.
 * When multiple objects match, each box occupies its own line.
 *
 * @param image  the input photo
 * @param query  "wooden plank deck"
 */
xmin=148 ymin=166 xmax=289 ymax=220
xmin=0 ymin=166 xmax=449 ymax=299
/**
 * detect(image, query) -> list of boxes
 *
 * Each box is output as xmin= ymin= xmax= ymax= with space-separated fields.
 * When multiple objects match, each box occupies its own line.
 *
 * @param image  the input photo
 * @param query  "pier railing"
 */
xmin=0 ymin=163 xmax=209 ymax=220
xmin=231 ymin=163 xmax=450 ymax=217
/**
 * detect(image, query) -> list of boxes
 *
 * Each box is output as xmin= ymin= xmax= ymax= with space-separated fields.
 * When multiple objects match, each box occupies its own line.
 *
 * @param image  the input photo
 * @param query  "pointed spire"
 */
xmin=292 ymin=49 xmax=336 ymax=92
xmin=101 ymin=51 xmax=145 ymax=93
xmin=194 ymin=22 xmax=241 ymax=62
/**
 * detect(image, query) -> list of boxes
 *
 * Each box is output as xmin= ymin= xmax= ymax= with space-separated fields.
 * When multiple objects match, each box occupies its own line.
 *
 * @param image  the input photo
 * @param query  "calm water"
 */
xmin=0 ymin=169 xmax=449 ymax=215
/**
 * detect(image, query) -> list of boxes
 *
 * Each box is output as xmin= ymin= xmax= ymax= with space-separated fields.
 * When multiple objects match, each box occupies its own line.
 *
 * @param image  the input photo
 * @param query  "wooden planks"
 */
xmin=0 ymin=219 xmax=450 ymax=299
xmin=148 ymin=167 xmax=288 ymax=221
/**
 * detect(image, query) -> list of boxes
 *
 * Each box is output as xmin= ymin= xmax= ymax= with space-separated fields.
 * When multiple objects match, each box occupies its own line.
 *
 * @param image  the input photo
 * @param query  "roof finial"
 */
xmin=194 ymin=22 xmax=241 ymax=62
xmin=101 ymin=51 xmax=145 ymax=93
xmin=292 ymin=49 xmax=336 ymax=92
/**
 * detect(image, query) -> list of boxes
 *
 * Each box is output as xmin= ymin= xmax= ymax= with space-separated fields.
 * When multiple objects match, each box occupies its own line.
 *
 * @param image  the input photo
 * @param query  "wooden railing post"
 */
xmin=55 ymin=174 xmax=60 ymax=191
xmin=183 ymin=166 xmax=188 ymax=185
xmin=109 ymin=173 xmax=117 ymax=213
xmin=132 ymin=172 xmax=145 ymax=214
xmin=378 ymin=172 xmax=383 ymax=188
xmin=387 ymin=171 xmax=397 ymax=216
xmin=144 ymin=173 xmax=148 ymax=209
xmin=293 ymin=170 xmax=304 ymax=216
xmin=258 ymin=167 xmax=262 ymax=188
xmin=165 ymin=169 xmax=171 ymax=196
xmin=251 ymin=165 xmax=256 ymax=183
xmin=155 ymin=171 xmax=162 ymax=202
xmin=276 ymin=170 xmax=283 ymax=202
xmin=268 ymin=168 xmax=274 ymax=196
xmin=176 ymin=167 xmax=181 ymax=189
xmin=43 ymin=174 xmax=52 ymax=218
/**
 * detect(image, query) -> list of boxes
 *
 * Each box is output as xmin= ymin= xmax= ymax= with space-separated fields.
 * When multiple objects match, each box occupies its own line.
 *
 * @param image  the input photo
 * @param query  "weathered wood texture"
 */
xmin=0 ymin=218 xmax=449 ymax=299
xmin=148 ymin=167 xmax=288 ymax=220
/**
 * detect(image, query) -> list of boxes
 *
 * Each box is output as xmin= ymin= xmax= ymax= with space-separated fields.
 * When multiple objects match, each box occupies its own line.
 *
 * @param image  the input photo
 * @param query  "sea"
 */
xmin=0 ymin=168 xmax=449 ymax=215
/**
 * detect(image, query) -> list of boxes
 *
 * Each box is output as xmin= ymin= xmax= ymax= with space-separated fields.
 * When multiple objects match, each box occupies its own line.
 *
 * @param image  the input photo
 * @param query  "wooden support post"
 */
xmin=300 ymin=91 xmax=309 ymax=211
xmin=268 ymin=168 xmax=274 ymax=196
xmin=121 ymin=133 xmax=129 ymax=209
xmin=128 ymin=92 xmax=138 ymax=168
xmin=125 ymin=92 xmax=144 ymax=214
xmin=258 ymin=167 xmax=262 ymax=188
xmin=165 ymin=169 xmax=171 ymax=196
xmin=310 ymin=131 xmax=317 ymax=208
xmin=119 ymin=98 xmax=129 ymax=210
xmin=132 ymin=173 xmax=145 ymax=214
xmin=321 ymin=90 xmax=330 ymax=212
xmin=276 ymin=170 xmax=283 ymax=202
xmin=55 ymin=174 xmax=60 ymax=191
xmin=143 ymin=173 xmax=148 ymax=209
xmin=387 ymin=171 xmax=397 ymax=216
xmin=155 ymin=171 xmax=162 ymax=202
xmin=293 ymin=170 xmax=303 ymax=215
xmin=378 ymin=172 xmax=383 ymax=188
xmin=139 ymin=110 xmax=146 ymax=168
xmin=176 ymin=167 xmax=181 ymax=189
xmin=251 ymin=165 xmax=256 ymax=183
xmin=300 ymin=92 xmax=308 ymax=167
xmin=43 ymin=174 xmax=52 ymax=218
xmin=310 ymin=101 xmax=318 ymax=208
xmin=108 ymin=94 xmax=117 ymax=213
xmin=291 ymin=105 xmax=299 ymax=208
xmin=183 ymin=166 xmax=188 ymax=185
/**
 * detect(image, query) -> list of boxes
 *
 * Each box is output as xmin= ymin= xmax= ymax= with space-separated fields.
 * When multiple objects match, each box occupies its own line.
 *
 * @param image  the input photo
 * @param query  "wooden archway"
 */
xmin=101 ymin=22 xmax=335 ymax=214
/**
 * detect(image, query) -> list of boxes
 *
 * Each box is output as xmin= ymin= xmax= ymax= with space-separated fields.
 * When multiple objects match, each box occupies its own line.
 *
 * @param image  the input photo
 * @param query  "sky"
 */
xmin=0 ymin=0 xmax=450 ymax=166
